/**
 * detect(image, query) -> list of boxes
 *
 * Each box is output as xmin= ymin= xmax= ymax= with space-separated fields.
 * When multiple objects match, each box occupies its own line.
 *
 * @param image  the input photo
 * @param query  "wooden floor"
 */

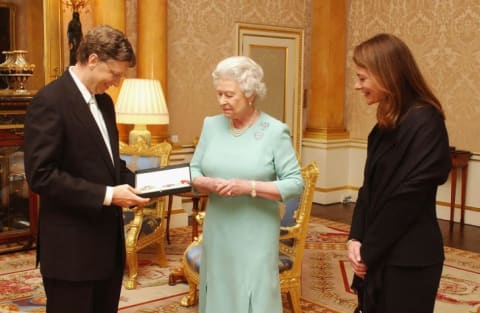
xmin=311 ymin=202 xmax=480 ymax=254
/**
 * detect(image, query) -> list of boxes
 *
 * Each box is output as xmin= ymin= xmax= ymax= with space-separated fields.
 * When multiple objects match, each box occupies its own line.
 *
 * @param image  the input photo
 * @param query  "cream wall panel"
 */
xmin=303 ymin=139 xmax=354 ymax=204
xmin=303 ymin=139 xmax=364 ymax=205
xmin=346 ymin=0 xmax=480 ymax=154
xmin=347 ymin=143 xmax=366 ymax=194
xmin=50 ymin=1 xmax=311 ymax=145
xmin=303 ymin=142 xmax=480 ymax=227
xmin=167 ymin=0 xmax=310 ymax=144
xmin=464 ymin=157 xmax=480 ymax=206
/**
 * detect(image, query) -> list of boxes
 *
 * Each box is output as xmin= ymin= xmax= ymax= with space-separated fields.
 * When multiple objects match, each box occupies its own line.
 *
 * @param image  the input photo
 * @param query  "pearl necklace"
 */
xmin=230 ymin=109 xmax=258 ymax=137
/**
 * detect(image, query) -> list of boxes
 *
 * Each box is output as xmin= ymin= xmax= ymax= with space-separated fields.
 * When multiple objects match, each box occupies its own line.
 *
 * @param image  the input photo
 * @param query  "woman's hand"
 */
xmin=192 ymin=176 xmax=228 ymax=194
xmin=215 ymin=178 xmax=250 ymax=197
xmin=193 ymin=177 xmax=250 ymax=197
xmin=347 ymin=239 xmax=368 ymax=279
xmin=193 ymin=177 xmax=280 ymax=200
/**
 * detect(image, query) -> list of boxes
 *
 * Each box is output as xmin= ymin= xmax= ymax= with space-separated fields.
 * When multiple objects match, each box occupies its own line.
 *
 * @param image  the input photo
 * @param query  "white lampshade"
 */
xmin=116 ymin=78 xmax=169 ymax=146
xmin=116 ymin=78 xmax=169 ymax=125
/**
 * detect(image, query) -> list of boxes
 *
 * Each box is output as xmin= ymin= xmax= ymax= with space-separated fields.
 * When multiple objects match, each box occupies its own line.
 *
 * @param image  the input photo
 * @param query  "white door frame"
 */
xmin=236 ymin=23 xmax=304 ymax=157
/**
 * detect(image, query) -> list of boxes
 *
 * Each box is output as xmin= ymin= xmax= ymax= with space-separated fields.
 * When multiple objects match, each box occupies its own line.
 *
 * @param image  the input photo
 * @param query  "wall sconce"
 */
xmin=116 ymin=78 xmax=169 ymax=146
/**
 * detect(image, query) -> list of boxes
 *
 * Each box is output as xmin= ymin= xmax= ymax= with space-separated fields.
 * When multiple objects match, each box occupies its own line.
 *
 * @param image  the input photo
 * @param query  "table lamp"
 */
xmin=116 ymin=78 xmax=169 ymax=146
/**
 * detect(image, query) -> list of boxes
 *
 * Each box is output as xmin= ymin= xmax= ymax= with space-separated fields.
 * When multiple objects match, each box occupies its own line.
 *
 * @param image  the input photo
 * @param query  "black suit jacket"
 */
xmin=24 ymin=71 xmax=134 ymax=281
xmin=349 ymin=104 xmax=451 ymax=269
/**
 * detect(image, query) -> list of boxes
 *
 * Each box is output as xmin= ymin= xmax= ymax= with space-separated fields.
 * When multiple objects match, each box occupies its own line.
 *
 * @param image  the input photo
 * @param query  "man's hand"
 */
xmin=111 ymin=184 xmax=150 ymax=208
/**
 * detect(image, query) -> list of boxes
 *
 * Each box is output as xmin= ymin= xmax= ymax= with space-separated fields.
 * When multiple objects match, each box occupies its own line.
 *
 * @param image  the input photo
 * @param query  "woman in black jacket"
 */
xmin=347 ymin=33 xmax=451 ymax=313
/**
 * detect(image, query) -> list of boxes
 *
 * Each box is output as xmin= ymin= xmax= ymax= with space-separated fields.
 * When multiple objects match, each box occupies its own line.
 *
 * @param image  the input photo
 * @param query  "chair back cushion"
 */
xmin=281 ymin=197 xmax=300 ymax=227
xmin=278 ymin=253 xmax=294 ymax=272
xmin=123 ymin=210 xmax=161 ymax=236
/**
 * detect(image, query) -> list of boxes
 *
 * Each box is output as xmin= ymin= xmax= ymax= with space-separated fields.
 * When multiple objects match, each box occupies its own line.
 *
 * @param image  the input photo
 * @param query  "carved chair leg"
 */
xmin=168 ymin=267 xmax=186 ymax=286
xmin=124 ymin=247 xmax=138 ymax=289
xmin=286 ymin=288 xmax=302 ymax=313
xmin=124 ymin=207 xmax=143 ymax=290
xmin=180 ymin=282 xmax=198 ymax=307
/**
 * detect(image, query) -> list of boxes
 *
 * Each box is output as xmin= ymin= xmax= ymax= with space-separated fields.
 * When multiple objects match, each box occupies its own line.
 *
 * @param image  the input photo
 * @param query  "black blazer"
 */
xmin=24 ymin=71 xmax=134 ymax=281
xmin=349 ymin=104 xmax=451 ymax=269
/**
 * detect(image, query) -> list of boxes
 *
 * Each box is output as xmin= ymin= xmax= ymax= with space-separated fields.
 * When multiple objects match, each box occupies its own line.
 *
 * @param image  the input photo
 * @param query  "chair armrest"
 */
xmin=279 ymin=224 xmax=301 ymax=240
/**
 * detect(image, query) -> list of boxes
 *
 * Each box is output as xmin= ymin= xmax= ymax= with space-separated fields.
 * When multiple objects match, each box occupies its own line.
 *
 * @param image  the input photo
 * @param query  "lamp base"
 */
xmin=129 ymin=124 xmax=151 ymax=146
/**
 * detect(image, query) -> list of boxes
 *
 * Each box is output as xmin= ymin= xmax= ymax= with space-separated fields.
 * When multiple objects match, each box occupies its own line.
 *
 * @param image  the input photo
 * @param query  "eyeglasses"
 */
xmin=104 ymin=61 xmax=125 ymax=81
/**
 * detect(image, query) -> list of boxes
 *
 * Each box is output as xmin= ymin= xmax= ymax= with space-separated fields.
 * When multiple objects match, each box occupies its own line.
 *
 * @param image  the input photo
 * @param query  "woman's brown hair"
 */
xmin=353 ymin=33 xmax=444 ymax=129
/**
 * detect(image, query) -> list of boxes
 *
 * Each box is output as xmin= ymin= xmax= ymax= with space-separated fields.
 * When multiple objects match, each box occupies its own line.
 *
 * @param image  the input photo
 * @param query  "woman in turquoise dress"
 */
xmin=190 ymin=56 xmax=304 ymax=313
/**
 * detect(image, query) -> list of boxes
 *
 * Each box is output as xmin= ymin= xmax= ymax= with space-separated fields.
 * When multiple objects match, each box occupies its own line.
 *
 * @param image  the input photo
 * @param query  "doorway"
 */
xmin=236 ymin=23 xmax=304 ymax=156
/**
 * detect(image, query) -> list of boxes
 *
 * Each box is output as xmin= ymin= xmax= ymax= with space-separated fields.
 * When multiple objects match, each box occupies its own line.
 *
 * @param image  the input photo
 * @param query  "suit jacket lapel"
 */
xmin=90 ymin=95 xmax=117 ymax=175
xmin=63 ymin=73 xmax=116 ymax=176
xmin=96 ymin=96 xmax=120 ymax=170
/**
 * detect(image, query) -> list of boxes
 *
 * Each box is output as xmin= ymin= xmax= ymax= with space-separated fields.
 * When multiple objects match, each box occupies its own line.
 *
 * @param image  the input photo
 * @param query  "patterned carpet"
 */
xmin=0 ymin=218 xmax=479 ymax=312
xmin=301 ymin=218 xmax=480 ymax=313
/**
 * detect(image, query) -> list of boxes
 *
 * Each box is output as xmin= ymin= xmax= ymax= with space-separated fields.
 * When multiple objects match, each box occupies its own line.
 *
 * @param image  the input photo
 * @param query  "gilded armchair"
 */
xmin=119 ymin=140 xmax=172 ymax=289
xmin=177 ymin=162 xmax=319 ymax=313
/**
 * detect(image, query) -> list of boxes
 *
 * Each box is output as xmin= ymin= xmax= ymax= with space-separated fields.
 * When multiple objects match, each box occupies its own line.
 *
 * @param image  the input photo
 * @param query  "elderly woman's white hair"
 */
xmin=212 ymin=56 xmax=267 ymax=101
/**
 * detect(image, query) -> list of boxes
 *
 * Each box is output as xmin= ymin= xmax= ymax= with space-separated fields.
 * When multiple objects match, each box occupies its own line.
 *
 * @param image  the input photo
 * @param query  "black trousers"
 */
xmin=42 ymin=265 xmax=123 ymax=313
xmin=377 ymin=263 xmax=443 ymax=313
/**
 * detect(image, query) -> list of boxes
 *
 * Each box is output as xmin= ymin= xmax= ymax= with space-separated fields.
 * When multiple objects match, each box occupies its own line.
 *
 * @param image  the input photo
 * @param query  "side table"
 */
xmin=449 ymin=148 xmax=472 ymax=229
xmin=166 ymin=192 xmax=208 ymax=243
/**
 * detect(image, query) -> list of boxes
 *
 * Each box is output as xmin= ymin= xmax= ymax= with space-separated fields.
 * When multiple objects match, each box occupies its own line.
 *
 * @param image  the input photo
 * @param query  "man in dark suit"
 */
xmin=24 ymin=25 xmax=149 ymax=313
